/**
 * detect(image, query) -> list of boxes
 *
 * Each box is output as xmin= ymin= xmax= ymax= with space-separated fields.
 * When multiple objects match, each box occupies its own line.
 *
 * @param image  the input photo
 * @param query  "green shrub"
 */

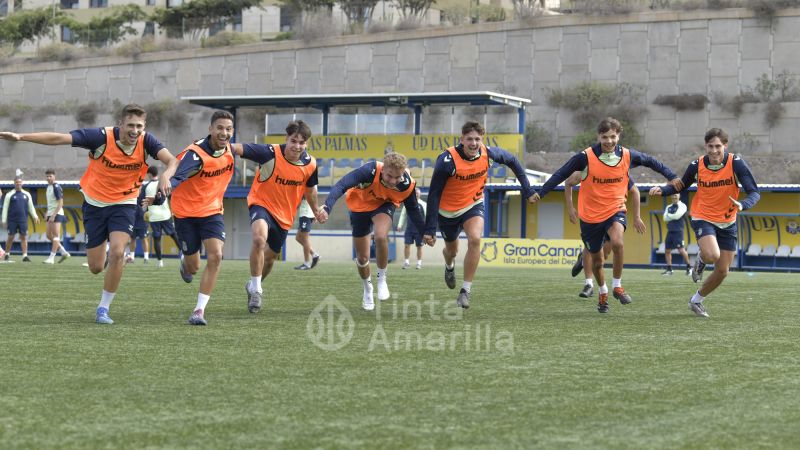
xmin=273 ymin=31 xmax=294 ymax=41
xmin=441 ymin=4 xmax=469 ymax=25
xmin=545 ymin=81 xmax=647 ymax=130
xmin=75 ymin=102 xmax=102 ymax=127
xmin=569 ymin=130 xmax=597 ymax=151
xmin=202 ymin=31 xmax=260 ymax=48
xmin=525 ymin=123 xmax=556 ymax=153
xmin=764 ymin=100 xmax=784 ymax=128
xmin=35 ymin=42 xmax=81 ymax=63
xmin=143 ymin=100 xmax=189 ymax=130
xmin=476 ymin=4 xmax=507 ymax=22
xmin=653 ymin=94 xmax=709 ymax=111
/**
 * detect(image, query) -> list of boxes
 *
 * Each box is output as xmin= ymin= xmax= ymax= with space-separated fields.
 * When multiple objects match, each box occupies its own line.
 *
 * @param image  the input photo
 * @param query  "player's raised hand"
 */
xmin=668 ymin=178 xmax=684 ymax=192
xmin=729 ymin=196 xmax=743 ymax=211
xmin=0 ymin=132 xmax=21 ymax=141
xmin=423 ymin=234 xmax=436 ymax=247
xmin=648 ymin=186 xmax=662 ymax=196
xmin=529 ymin=192 xmax=541 ymax=204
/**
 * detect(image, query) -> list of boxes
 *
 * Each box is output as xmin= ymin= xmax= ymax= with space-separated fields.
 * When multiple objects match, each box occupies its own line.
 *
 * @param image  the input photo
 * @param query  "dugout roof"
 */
xmin=182 ymin=91 xmax=531 ymax=134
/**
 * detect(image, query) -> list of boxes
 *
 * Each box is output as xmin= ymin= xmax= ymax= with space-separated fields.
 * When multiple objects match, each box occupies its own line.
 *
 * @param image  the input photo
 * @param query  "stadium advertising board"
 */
xmin=478 ymin=238 xmax=583 ymax=268
xmin=262 ymin=134 xmax=524 ymax=160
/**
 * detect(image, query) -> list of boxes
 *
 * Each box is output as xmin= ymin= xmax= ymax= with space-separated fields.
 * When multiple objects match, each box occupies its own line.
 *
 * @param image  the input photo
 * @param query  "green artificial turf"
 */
xmin=1 ymin=257 xmax=798 ymax=449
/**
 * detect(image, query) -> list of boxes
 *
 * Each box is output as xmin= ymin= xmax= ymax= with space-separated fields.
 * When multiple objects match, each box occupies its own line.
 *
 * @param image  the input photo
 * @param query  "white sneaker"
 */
xmin=42 ymin=258 xmax=55 ymax=264
xmin=402 ymin=261 xmax=410 ymax=269
xmin=157 ymin=260 xmax=164 ymax=268
xmin=362 ymin=287 xmax=375 ymax=311
xmin=416 ymin=261 xmax=422 ymax=269
xmin=376 ymin=278 xmax=390 ymax=301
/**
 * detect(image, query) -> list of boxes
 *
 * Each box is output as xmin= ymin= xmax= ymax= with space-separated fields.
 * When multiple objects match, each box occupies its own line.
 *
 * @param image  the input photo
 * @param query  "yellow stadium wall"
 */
xmin=519 ymin=189 xmax=800 ymax=266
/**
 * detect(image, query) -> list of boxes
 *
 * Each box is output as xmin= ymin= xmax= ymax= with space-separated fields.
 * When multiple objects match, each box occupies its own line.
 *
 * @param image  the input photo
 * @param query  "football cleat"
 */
xmin=22 ymin=256 xmax=31 ymax=262
xmin=58 ymin=253 xmax=71 ymax=263
xmin=188 ymin=309 xmax=207 ymax=326
xmin=402 ymin=261 xmax=410 ymax=269
xmin=688 ymin=301 xmax=709 ymax=318
xmin=43 ymin=259 xmax=55 ymax=265
xmin=95 ymin=307 xmax=114 ymax=325
xmin=294 ymin=263 xmax=311 ymax=270
xmin=613 ymin=287 xmax=632 ymax=305
xmin=376 ymin=278 xmax=390 ymax=301
xmin=246 ymin=282 xmax=263 ymax=314
xmin=456 ymin=289 xmax=471 ymax=309
xmin=444 ymin=266 xmax=456 ymax=289
xmin=661 ymin=269 xmax=673 ymax=275
xmin=571 ymin=253 xmax=583 ymax=277
xmin=179 ymin=259 xmax=193 ymax=283
xmin=597 ymin=293 xmax=609 ymax=313
xmin=692 ymin=258 xmax=706 ymax=283
xmin=362 ymin=288 xmax=375 ymax=311
xmin=310 ymin=254 xmax=320 ymax=268
xmin=578 ymin=284 xmax=593 ymax=298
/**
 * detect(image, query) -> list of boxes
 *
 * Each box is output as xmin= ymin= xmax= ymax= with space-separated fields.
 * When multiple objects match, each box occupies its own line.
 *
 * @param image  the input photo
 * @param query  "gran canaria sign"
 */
xmin=479 ymin=238 xmax=583 ymax=268
xmin=262 ymin=134 xmax=524 ymax=160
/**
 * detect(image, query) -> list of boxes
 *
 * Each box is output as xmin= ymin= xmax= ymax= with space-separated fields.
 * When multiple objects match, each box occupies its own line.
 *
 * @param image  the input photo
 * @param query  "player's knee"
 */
xmin=702 ymin=250 xmax=720 ymax=264
xmin=466 ymin=235 xmax=481 ymax=248
xmin=206 ymin=251 xmax=223 ymax=268
xmin=374 ymin=234 xmax=388 ymax=247
xmin=251 ymin=235 xmax=267 ymax=250
xmin=356 ymin=256 xmax=370 ymax=267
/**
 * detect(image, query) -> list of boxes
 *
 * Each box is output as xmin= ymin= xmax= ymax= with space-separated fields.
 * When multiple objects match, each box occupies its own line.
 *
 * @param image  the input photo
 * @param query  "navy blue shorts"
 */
xmin=132 ymin=221 xmax=149 ymax=239
xmin=438 ymin=203 xmax=485 ymax=242
xmin=249 ymin=205 xmax=288 ymax=253
xmin=174 ymin=214 xmax=226 ymax=255
xmin=46 ymin=214 xmax=67 ymax=224
xmin=150 ymin=219 xmax=176 ymax=239
xmin=580 ymin=211 xmax=627 ymax=254
xmin=82 ymin=202 xmax=136 ymax=249
xmin=665 ymin=230 xmax=685 ymax=249
xmin=691 ymin=219 xmax=738 ymax=252
xmin=298 ymin=216 xmax=314 ymax=233
xmin=404 ymin=228 xmax=423 ymax=247
xmin=6 ymin=220 xmax=28 ymax=236
xmin=349 ymin=203 xmax=395 ymax=238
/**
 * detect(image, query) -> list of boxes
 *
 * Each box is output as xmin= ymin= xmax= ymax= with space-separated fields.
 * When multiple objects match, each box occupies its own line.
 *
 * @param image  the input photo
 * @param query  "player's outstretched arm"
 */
xmin=0 ymin=131 xmax=72 ymax=146
xmin=229 ymin=143 xmax=244 ymax=156
xmin=155 ymin=148 xmax=179 ymax=196
xmin=564 ymin=171 xmax=581 ymax=224
xmin=629 ymin=184 xmax=645 ymax=234
xmin=305 ymin=186 xmax=326 ymax=223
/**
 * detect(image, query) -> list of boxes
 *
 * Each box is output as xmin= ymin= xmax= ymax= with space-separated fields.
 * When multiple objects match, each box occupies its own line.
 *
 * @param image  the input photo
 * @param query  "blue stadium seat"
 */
xmin=315 ymin=157 xmax=326 ymax=168
xmin=336 ymin=158 xmax=351 ymax=168
xmin=352 ymin=158 xmax=364 ymax=168
xmin=492 ymin=165 xmax=507 ymax=178
xmin=407 ymin=158 xmax=419 ymax=168
xmin=421 ymin=158 xmax=433 ymax=168
xmin=318 ymin=164 xmax=330 ymax=177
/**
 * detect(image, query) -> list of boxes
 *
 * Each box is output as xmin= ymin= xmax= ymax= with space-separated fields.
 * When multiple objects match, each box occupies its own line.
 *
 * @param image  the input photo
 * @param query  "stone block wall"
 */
xmin=2 ymin=8 xmax=800 ymax=179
